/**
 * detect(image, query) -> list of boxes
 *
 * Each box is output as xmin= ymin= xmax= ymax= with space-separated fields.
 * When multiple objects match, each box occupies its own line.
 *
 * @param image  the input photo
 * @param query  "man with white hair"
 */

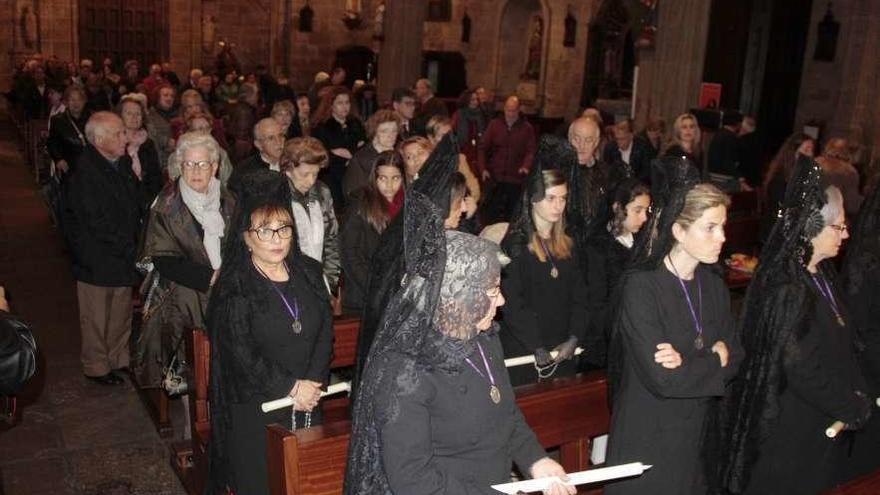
xmin=227 ymin=117 xmax=285 ymax=196
xmin=413 ymin=78 xmax=448 ymax=136
xmin=63 ymin=111 xmax=142 ymax=386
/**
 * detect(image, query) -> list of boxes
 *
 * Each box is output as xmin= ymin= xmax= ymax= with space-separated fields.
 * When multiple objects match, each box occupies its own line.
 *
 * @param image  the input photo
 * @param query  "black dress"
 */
xmin=745 ymin=280 xmax=869 ymax=494
xmin=380 ymin=330 xmax=547 ymax=494
xmin=606 ymin=264 xmax=741 ymax=495
xmin=584 ymin=228 xmax=632 ymax=367
xmin=312 ymin=116 xmax=366 ymax=209
xmin=339 ymin=205 xmax=380 ymax=315
xmin=210 ymin=262 xmax=333 ymax=494
xmin=500 ymin=248 xmax=589 ymax=386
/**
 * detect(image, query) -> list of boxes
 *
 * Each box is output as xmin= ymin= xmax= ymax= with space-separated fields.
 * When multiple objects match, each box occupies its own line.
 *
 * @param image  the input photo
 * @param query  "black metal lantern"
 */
xmin=462 ymin=11 xmax=472 ymax=43
xmin=298 ymin=1 xmax=314 ymax=33
xmin=814 ymin=3 xmax=840 ymax=62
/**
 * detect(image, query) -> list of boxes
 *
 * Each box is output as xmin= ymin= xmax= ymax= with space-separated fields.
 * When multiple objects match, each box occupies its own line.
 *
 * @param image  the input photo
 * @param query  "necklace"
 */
xmin=253 ymin=260 xmax=302 ymax=334
xmin=538 ymin=236 xmax=559 ymax=279
xmin=464 ymin=342 xmax=501 ymax=404
xmin=810 ymin=272 xmax=845 ymax=326
xmin=667 ymin=256 xmax=704 ymax=350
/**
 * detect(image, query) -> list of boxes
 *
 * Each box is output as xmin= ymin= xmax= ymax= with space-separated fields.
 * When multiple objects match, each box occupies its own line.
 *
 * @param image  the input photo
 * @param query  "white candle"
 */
xmin=261 ymin=381 xmax=351 ymax=413
xmin=491 ymin=462 xmax=652 ymax=494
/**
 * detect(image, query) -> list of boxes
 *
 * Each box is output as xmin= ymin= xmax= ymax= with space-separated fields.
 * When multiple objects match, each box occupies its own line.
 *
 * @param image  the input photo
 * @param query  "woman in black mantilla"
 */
xmin=605 ymin=157 xmax=742 ymax=495
xmin=716 ymin=157 xmax=873 ymax=495
xmin=839 ymin=180 xmax=880 ymax=481
xmin=500 ymin=135 xmax=589 ymax=385
xmin=343 ymin=153 xmax=575 ymax=494
xmin=206 ymin=171 xmax=333 ymax=494
xmin=583 ymin=178 xmax=650 ymax=368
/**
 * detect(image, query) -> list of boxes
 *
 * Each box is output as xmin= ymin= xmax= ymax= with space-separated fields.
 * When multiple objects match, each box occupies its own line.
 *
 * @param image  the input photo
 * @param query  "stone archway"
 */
xmin=494 ymin=0 xmax=550 ymax=112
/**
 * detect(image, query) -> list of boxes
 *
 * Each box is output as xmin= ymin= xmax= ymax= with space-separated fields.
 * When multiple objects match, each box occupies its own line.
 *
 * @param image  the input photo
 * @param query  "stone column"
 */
xmin=377 ymin=0 xmax=428 ymax=103
xmin=633 ymin=0 xmax=712 ymax=127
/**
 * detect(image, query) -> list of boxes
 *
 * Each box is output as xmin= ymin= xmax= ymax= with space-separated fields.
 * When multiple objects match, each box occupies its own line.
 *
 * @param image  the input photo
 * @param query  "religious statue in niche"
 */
xmin=521 ymin=14 xmax=543 ymax=80
xmin=202 ymin=15 xmax=216 ymax=53
xmin=427 ymin=0 xmax=452 ymax=22
xmin=17 ymin=1 xmax=39 ymax=51
xmin=564 ymin=6 xmax=577 ymax=47
xmin=299 ymin=1 xmax=314 ymax=33
xmin=343 ymin=0 xmax=363 ymax=30
xmin=373 ymin=1 xmax=385 ymax=40
xmin=633 ymin=0 xmax=658 ymax=49
xmin=814 ymin=3 xmax=839 ymax=62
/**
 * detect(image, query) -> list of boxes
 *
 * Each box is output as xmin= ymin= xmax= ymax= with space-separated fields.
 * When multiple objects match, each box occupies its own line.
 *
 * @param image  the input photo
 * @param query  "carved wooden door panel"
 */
xmin=79 ymin=0 xmax=168 ymax=67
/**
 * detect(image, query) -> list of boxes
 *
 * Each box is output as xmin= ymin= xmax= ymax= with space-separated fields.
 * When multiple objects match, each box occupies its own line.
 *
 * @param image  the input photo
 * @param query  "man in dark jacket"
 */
xmin=227 ymin=118 xmax=285 ymax=197
xmin=478 ymin=96 xmax=536 ymax=223
xmin=412 ymin=78 xmax=448 ymax=136
xmin=602 ymin=118 xmax=653 ymax=182
xmin=707 ymin=111 xmax=750 ymax=191
xmin=64 ymin=112 xmax=141 ymax=386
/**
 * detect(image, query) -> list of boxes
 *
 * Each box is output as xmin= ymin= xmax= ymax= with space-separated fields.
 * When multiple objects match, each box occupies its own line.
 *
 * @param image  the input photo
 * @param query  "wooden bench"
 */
xmin=265 ymin=372 xmax=610 ymax=495
xmin=174 ymin=315 xmax=362 ymax=495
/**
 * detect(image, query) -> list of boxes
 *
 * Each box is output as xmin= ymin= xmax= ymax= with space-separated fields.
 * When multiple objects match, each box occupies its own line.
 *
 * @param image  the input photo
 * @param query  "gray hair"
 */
xmin=84 ymin=111 xmax=122 ymax=146
xmin=169 ymin=132 xmax=221 ymax=177
xmin=821 ymin=185 xmax=844 ymax=226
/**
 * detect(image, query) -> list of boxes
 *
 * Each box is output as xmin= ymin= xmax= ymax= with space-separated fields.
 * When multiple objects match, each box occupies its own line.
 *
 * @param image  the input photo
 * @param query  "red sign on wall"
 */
xmin=699 ymin=83 xmax=723 ymax=109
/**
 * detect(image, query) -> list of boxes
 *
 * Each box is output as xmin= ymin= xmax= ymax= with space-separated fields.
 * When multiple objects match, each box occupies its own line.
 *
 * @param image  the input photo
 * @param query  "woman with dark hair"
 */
xmin=344 ymin=133 xmax=574 ymax=493
xmin=717 ymin=158 xmax=872 ymax=494
xmin=311 ymin=85 xmax=366 ymax=208
xmin=451 ymin=88 xmax=487 ymax=171
xmin=584 ymin=179 xmax=650 ymax=366
xmin=206 ymin=172 xmax=333 ymax=494
xmin=47 ymin=85 xmax=91 ymax=178
xmin=839 ymin=181 xmax=880 ymax=481
xmin=760 ymin=132 xmax=815 ymax=241
xmin=340 ymin=151 xmax=405 ymax=315
xmin=605 ymin=158 xmax=741 ymax=495
xmin=342 ymin=109 xmax=401 ymax=200
xmin=118 ymin=94 xmax=163 ymax=209
xmin=500 ymin=136 xmax=589 ymax=386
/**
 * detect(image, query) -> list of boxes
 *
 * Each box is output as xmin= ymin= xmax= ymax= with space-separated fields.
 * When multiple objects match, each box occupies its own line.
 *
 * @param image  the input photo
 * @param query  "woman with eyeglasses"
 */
xmin=134 ymin=132 xmax=236 ymax=392
xmin=205 ymin=170 xmax=333 ymax=494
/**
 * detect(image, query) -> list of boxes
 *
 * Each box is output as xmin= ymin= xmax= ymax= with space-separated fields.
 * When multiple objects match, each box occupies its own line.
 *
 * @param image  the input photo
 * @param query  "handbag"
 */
xmin=161 ymin=334 xmax=188 ymax=396
xmin=0 ymin=311 xmax=37 ymax=396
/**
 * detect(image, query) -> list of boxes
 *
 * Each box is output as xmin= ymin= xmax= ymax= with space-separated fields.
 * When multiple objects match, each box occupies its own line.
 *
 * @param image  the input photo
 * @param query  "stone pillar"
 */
xmin=633 ymin=0 xmax=712 ymax=127
xmin=377 ymin=0 xmax=428 ymax=103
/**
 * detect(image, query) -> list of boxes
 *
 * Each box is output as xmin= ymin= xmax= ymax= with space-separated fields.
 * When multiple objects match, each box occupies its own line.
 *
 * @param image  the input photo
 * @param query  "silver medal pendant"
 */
xmin=550 ymin=266 xmax=559 ymax=279
xmin=489 ymin=385 xmax=501 ymax=404
xmin=292 ymin=319 xmax=302 ymax=334
xmin=694 ymin=335 xmax=704 ymax=350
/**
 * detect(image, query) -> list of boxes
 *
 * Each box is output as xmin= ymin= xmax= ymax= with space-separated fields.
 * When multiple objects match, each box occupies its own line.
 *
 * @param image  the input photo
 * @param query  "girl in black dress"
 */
xmin=606 ymin=158 xmax=742 ymax=495
xmin=500 ymin=137 xmax=589 ymax=385
xmin=584 ymin=179 xmax=650 ymax=367
xmin=718 ymin=158 xmax=873 ymax=494
xmin=206 ymin=173 xmax=333 ymax=494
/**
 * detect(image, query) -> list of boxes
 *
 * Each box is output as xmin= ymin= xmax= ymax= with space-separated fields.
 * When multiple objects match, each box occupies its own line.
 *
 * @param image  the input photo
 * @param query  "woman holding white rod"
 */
xmin=717 ymin=157 xmax=872 ymax=495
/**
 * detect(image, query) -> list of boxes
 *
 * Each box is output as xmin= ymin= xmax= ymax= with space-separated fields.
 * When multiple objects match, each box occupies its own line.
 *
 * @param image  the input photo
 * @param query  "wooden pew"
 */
xmin=826 ymin=469 xmax=880 ymax=494
xmin=266 ymin=372 xmax=610 ymax=495
xmin=175 ymin=315 xmax=362 ymax=494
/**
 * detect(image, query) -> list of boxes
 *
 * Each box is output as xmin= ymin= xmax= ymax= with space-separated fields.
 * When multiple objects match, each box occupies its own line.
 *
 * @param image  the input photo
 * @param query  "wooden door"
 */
xmin=79 ymin=0 xmax=168 ymax=68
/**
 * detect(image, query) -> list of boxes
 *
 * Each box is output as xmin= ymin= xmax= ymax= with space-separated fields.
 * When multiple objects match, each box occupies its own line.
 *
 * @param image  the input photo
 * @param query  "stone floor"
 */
xmin=0 ymin=105 xmax=187 ymax=495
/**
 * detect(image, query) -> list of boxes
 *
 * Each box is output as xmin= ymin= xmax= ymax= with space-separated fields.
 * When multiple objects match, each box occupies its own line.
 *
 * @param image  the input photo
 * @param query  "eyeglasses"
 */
xmin=828 ymin=223 xmax=848 ymax=233
xmin=250 ymin=225 xmax=294 ymax=242
xmin=181 ymin=160 xmax=214 ymax=170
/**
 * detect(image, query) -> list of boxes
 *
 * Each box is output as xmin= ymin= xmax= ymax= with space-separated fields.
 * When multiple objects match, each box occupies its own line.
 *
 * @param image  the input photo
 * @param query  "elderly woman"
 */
xmin=207 ymin=173 xmax=333 ymax=494
xmin=345 ymin=153 xmax=574 ymax=494
xmin=47 ymin=85 xmax=91 ymax=177
xmin=271 ymin=99 xmax=301 ymax=139
xmin=817 ymin=137 xmax=864 ymax=217
xmin=718 ymin=158 xmax=873 ymax=494
xmin=606 ymin=158 xmax=741 ymax=495
xmin=340 ymin=151 xmax=404 ymax=315
xmin=145 ymin=83 xmax=178 ymax=173
xmin=281 ymin=137 xmax=341 ymax=294
xmin=342 ymin=109 xmax=400 ymax=200
xmin=167 ymin=113 xmax=233 ymax=188
xmin=118 ymin=94 xmax=163 ymax=208
xmin=133 ymin=132 xmax=235 ymax=391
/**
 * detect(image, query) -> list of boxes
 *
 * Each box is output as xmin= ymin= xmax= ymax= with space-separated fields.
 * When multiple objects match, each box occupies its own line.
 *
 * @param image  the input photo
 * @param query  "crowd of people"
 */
xmin=6 ymin=52 xmax=880 ymax=495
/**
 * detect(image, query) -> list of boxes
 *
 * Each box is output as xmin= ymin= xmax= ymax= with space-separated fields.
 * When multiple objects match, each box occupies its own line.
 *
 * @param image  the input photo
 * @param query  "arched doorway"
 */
xmin=334 ymin=45 xmax=377 ymax=86
xmin=495 ymin=0 xmax=547 ymax=110
xmin=580 ymin=0 xmax=636 ymax=108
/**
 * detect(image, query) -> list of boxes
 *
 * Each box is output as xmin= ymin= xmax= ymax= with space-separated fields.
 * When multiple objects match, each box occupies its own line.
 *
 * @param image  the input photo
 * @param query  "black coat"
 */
xmin=744 ymin=284 xmax=869 ymax=494
xmin=133 ymin=138 xmax=163 ymax=210
xmin=584 ymin=228 xmax=632 ymax=366
xmin=339 ymin=205 xmax=381 ymax=315
xmin=379 ymin=330 xmax=547 ymax=494
xmin=312 ymin=116 xmax=366 ymax=207
xmin=63 ymin=145 xmax=142 ymax=286
xmin=47 ymin=110 xmax=91 ymax=172
xmin=707 ymin=127 xmax=741 ymax=178
xmin=227 ymin=153 xmax=277 ymax=198
xmin=603 ymin=136 xmax=654 ymax=183
xmin=606 ymin=264 xmax=742 ymax=495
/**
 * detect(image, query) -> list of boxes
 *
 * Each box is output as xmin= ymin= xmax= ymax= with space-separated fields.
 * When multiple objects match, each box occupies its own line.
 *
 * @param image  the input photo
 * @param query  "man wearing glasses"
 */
xmin=228 ymin=118 xmax=286 ymax=197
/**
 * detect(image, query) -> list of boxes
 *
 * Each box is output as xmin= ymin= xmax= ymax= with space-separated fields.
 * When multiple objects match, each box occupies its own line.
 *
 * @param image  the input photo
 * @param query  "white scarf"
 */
xmin=179 ymin=177 xmax=225 ymax=269
xmin=291 ymin=197 xmax=324 ymax=262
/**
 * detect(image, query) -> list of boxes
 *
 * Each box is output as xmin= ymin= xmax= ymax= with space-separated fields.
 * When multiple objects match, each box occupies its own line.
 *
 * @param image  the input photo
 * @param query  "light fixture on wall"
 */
xmin=814 ymin=2 xmax=840 ymax=62
xmin=298 ymin=1 xmax=314 ymax=33
xmin=461 ymin=10 xmax=472 ymax=43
